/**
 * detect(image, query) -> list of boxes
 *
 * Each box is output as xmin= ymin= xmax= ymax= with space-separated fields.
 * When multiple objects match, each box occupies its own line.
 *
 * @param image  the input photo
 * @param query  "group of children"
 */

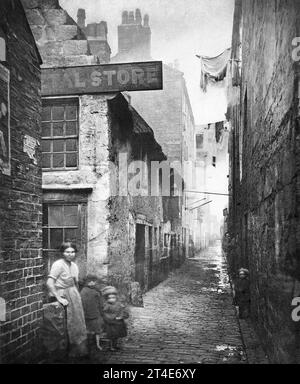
xmin=80 ymin=275 xmax=129 ymax=352
xmin=79 ymin=268 xmax=249 ymax=354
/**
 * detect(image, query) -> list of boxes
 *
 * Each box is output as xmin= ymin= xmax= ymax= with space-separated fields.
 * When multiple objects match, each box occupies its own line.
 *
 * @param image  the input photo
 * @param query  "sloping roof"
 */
xmin=129 ymin=105 xmax=166 ymax=160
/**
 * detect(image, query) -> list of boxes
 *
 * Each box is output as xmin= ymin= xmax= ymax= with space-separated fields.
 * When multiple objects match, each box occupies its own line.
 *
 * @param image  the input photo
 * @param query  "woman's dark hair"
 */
xmin=60 ymin=241 xmax=78 ymax=253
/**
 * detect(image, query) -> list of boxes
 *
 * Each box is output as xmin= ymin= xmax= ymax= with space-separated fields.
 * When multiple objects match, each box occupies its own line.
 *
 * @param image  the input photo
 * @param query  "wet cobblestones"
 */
xmin=100 ymin=241 xmax=267 ymax=364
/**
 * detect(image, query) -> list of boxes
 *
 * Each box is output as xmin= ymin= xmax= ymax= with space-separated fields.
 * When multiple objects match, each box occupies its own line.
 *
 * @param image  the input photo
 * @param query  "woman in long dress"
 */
xmin=47 ymin=241 xmax=88 ymax=358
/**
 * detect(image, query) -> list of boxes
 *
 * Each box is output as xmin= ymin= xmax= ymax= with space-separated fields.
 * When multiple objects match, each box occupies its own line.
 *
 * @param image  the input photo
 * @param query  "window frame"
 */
xmin=41 ymin=97 xmax=80 ymax=171
xmin=42 ymin=203 xmax=82 ymax=252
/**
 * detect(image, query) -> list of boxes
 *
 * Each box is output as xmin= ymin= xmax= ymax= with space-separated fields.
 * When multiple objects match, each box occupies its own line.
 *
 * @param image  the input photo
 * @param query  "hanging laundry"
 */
xmin=215 ymin=121 xmax=224 ymax=143
xmin=197 ymin=48 xmax=231 ymax=92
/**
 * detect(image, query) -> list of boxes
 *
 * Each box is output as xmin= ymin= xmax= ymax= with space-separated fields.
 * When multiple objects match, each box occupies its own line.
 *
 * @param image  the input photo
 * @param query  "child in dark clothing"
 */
xmin=233 ymin=268 xmax=250 ymax=319
xmin=101 ymin=286 xmax=129 ymax=351
xmin=80 ymin=275 xmax=105 ymax=351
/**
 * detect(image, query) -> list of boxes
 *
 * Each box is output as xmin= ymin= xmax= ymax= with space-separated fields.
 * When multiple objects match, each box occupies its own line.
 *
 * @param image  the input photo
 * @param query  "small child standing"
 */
xmin=233 ymin=268 xmax=250 ymax=319
xmin=101 ymin=286 xmax=129 ymax=351
xmin=80 ymin=274 xmax=105 ymax=352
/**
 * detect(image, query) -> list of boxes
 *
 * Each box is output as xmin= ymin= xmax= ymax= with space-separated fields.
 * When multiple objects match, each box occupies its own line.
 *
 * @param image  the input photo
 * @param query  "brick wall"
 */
xmin=0 ymin=0 xmax=42 ymax=363
xmin=227 ymin=0 xmax=300 ymax=363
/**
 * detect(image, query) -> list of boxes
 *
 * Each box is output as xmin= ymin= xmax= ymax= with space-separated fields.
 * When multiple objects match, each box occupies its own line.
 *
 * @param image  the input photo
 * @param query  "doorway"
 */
xmin=134 ymin=224 xmax=146 ymax=290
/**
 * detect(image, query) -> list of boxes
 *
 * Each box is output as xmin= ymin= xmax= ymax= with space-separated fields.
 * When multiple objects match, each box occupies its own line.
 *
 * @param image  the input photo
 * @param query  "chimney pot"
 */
xmin=77 ymin=8 xmax=86 ymax=29
xmin=128 ymin=11 xmax=134 ymax=24
xmin=122 ymin=10 xmax=128 ymax=24
xmin=135 ymin=9 xmax=142 ymax=24
xmin=77 ymin=8 xmax=86 ymax=17
xmin=144 ymin=14 xmax=149 ymax=27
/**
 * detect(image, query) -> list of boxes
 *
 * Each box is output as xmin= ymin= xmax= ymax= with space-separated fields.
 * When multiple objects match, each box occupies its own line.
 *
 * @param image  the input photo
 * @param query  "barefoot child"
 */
xmin=101 ymin=286 xmax=129 ymax=351
xmin=80 ymin=274 xmax=105 ymax=352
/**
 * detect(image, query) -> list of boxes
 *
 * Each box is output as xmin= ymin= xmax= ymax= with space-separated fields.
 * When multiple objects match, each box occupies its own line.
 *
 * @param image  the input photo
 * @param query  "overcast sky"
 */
xmin=60 ymin=0 xmax=234 ymax=124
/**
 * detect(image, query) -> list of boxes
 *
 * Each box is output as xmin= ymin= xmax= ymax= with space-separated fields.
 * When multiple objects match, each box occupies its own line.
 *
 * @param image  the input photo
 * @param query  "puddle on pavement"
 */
xmin=215 ymin=345 xmax=237 ymax=351
xmin=215 ymin=345 xmax=247 ymax=363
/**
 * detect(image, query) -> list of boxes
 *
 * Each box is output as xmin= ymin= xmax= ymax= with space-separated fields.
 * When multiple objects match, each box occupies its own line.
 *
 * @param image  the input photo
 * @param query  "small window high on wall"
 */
xmin=42 ymin=98 xmax=79 ymax=170
xmin=0 ymin=37 xmax=5 ymax=61
xmin=196 ymin=134 xmax=203 ymax=149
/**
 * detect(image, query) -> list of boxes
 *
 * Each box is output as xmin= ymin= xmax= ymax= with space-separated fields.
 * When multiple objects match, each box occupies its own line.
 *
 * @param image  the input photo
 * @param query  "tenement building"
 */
xmin=23 ymin=0 xmax=183 ymax=301
xmin=194 ymin=122 xmax=229 ymax=250
xmin=226 ymin=0 xmax=300 ymax=363
xmin=0 ymin=0 xmax=43 ymax=363
xmin=103 ymin=9 xmax=196 ymax=257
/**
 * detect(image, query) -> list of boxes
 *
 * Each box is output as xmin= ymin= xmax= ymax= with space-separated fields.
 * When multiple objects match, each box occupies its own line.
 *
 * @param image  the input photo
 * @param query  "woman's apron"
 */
xmin=57 ymin=280 xmax=87 ymax=356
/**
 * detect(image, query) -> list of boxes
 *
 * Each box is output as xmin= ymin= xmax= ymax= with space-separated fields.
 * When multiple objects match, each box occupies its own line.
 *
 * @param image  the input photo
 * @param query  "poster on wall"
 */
xmin=0 ymin=63 xmax=10 ymax=176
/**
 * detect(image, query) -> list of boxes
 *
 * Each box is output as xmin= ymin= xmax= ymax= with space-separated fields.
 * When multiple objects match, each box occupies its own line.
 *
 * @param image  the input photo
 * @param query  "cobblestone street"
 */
xmin=97 ymin=241 xmax=267 ymax=364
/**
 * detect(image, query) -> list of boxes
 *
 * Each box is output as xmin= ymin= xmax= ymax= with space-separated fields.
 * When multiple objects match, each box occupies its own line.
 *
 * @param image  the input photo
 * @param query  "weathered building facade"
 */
xmin=194 ymin=122 xmax=229 ymax=250
xmin=227 ymin=0 xmax=300 ymax=363
xmin=23 ymin=0 xmax=182 ymax=301
xmin=105 ymin=9 xmax=196 ymax=257
xmin=0 ymin=0 xmax=43 ymax=363
xmin=41 ymin=91 xmax=169 ymax=299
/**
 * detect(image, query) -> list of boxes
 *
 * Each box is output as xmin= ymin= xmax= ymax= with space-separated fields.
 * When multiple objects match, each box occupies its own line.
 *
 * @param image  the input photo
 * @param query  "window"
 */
xmin=42 ymin=98 xmax=79 ymax=170
xmin=154 ymin=227 xmax=158 ymax=246
xmin=164 ymin=234 xmax=168 ymax=247
xmin=212 ymin=156 xmax=216 ymax=167
xmin=171 ymin=234 xmax=176 ymax=248
xmin=43 ymin=204 xmax=80 ymax=251
xmin=196 ymin=134 xmax=203 ymax=149
xmin=42 ymin=192 xmax=88 ymax=281
xmin=0 ymin=37 xmax=5 ymax=62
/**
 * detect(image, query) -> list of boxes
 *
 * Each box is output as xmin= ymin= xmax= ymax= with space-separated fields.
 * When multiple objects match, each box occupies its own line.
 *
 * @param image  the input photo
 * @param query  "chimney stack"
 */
xmin=116 ymin=9 xmax=151 ymax=61
xmin=77 ymin=8 xmax=111 ymax=63
xmin=77 ymin=8 xmax=86 ymax=30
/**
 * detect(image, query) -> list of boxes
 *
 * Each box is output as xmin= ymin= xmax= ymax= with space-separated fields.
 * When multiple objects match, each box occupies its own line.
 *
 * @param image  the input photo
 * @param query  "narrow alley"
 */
xmin=1 ymin=0 xmax=299 ymax=366
xmin=100 ymin=241 xmax=267 ymax=364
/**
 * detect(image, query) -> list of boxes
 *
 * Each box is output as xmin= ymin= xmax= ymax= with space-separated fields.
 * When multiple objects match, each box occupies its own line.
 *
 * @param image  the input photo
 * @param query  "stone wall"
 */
xmin=227 ymin=0 xmax=300 ymax=363
xmin=0 ymin=0 xmax=42 ymax=363
xmin=22 ymin=0 xmax=98 ymax=67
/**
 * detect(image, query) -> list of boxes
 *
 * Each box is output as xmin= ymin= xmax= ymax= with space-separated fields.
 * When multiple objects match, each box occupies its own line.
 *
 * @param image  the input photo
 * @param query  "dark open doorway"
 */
xmin=134 ymin=224 xmax=146 ymax=290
